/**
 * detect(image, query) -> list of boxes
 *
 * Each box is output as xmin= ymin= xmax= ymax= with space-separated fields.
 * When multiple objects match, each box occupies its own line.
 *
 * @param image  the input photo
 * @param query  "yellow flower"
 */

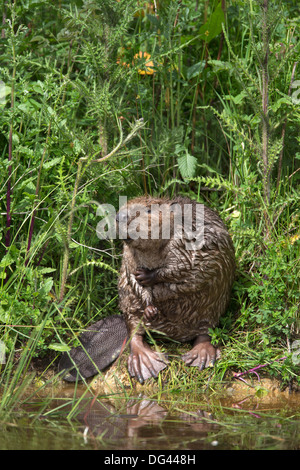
xmin=290 ymin=234 xmax=299 ymax=245
xmin=133 ymin=51 xmax=155 ymax=75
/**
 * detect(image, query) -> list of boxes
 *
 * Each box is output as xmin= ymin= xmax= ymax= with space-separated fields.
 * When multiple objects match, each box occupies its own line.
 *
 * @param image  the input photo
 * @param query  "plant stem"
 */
xmin=260 ymin=0 xmax=273 ymax=239
xmin=233 ymin=356 xmax=287 ymax=382
xmin=25 ymin=122 xmax=51 ymax=266
xmin=1 ymin=1 xmax=6 ymax=38
xmin=5 ymin=6 xmax=16 ymax=252
xmin=276 ymin=61 xmax=298 ymax=192
xmin=58 ymin=158 xmax=83 ymax=304
xmin=58 ymin=118 xmax=145 ymax=304
xmin=261 ymin=0 xmax=270 ymax=206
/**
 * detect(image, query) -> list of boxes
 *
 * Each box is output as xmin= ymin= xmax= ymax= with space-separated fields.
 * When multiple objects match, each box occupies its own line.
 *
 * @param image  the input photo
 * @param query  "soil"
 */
xmin=30 ymin=345 xmax=299 ymax=402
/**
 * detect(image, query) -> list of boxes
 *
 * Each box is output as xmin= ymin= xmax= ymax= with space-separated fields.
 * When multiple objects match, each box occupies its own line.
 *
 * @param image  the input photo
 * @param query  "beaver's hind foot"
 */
xmin=128 ymin=334 xmax=168 ymax=383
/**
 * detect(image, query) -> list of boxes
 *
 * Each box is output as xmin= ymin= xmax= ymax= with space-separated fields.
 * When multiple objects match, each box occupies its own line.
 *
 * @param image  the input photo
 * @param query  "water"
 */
xmin=0 ymin=383 xmax=299 ymax=450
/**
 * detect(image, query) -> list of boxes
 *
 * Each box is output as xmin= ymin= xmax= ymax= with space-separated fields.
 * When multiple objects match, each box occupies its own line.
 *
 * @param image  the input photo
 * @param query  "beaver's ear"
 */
xmin=169 ymin=202 xmax=183 ymax=216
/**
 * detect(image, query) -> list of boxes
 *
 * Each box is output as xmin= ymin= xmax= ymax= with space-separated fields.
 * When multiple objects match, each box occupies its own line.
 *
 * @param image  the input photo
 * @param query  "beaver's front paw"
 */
xmin=135 ymin=267 xmax=157 ymax=286
xmin=143 ymin=304 xmax=158 ymax=322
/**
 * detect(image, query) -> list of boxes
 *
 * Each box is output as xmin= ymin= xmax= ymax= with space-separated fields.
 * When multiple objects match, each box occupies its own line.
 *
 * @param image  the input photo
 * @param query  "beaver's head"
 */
xmin=116 ymin=196 xmax=181 ymax=248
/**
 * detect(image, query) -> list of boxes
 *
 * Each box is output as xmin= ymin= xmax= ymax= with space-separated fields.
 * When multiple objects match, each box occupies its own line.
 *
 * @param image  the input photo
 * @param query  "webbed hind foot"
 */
xmin=128 ymin=334 xmax=168 ymax=384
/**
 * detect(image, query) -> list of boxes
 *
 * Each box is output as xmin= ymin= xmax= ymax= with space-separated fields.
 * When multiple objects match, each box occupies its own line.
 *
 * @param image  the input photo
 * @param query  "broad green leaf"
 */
xmin=39 ymin=278 xmax=53 ymax=295
xmin=38 ymin=267 xmax=57 ymax=274
xmin=178 ymin=152 xmax=197 ymax=179
xmin=0 ymin=254 xmax=14 ymax=268
xmin=199 ymin=2 xmax=225 ymax=43
xmin=44 ymin=157 xmax=62 ymax=169
xmin=224 ymin=90 xmax=248 ymax=104
xmin=0 ymin=83 xmax=11 ymax=104
xmin=186 ymin=61 xmax=205 ymax=80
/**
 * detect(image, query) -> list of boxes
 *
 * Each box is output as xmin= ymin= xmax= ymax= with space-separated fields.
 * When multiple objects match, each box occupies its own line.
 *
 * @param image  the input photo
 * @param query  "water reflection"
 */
xmin=0 ymin=385 xmax=299 ymax=450
xmin=73 ymin=396 xmax=218 ymax=450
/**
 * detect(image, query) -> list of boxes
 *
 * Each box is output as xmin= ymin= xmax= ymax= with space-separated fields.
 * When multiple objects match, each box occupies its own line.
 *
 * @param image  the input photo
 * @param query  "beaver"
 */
xmin=59 ymin=195 xmax=235 ymax=384
xmin=116 ymin=195 xmax=235 ymax=383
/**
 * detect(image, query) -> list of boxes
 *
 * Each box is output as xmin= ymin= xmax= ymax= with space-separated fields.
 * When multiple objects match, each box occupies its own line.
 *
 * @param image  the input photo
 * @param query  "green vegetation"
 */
xmin=0 ymin=0 xmax=299 ymax=408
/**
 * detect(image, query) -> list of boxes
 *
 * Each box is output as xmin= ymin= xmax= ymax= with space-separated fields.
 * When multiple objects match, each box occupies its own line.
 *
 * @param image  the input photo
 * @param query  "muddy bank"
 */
xmin=91 ymin=359 xmax=298 ymax=397
xmin=30 ymin=344 xmax=299 ymax=405
xmin=57 ymin=349 xmax=298 ymax=405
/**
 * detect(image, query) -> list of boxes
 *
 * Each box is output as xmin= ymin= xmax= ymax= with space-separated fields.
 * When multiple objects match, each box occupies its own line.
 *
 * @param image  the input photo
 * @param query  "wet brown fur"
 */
xmin=118 ymin=196 xmax=235 ymax=343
